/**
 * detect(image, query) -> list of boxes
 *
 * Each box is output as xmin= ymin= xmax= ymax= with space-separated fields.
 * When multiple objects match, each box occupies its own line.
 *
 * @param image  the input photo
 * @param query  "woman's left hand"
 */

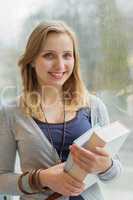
xmin=69 ymin=144 xmax=112 ymax=174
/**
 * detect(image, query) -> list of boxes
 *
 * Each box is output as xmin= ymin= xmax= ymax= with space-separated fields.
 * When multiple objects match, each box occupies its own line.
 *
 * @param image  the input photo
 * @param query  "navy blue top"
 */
xmin=33 ymin=107 xmax=91 ymax=200
xmin=34 ymin=107 xmax=91 ymax=161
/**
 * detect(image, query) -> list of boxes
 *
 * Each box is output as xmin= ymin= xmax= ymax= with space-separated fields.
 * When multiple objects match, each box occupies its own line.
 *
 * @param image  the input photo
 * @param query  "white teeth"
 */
xmin=49 ymin=72 xmax=64 ymax=79
xmin=51 ymin=73 xmax=63 ymax=75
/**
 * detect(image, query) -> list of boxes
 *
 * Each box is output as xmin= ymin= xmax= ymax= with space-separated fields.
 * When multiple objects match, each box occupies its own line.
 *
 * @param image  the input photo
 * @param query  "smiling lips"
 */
xmin=48 ymin=72 xmax=65 ymax=80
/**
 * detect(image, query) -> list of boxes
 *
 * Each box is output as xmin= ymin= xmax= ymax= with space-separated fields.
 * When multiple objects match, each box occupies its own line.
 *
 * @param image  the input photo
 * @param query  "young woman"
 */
xmin=0 ymin=20 xmax=122 ymax=200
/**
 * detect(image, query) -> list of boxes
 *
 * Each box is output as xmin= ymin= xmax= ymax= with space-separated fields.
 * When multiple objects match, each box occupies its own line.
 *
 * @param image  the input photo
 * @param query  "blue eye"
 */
xmin=63 ymin=53 xmax=73 ymax=59
xmin=43 ymin=53 xmax=54 ymax=59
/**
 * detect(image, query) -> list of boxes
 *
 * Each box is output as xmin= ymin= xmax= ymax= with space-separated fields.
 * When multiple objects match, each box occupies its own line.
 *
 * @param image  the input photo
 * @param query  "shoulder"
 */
xmin=0 ymin=97 xmax=24 ymax=131
xmin=84 ymin=92 xmax=107 ymax=109
xmin=89 ymin=94 xmax=107 ymax=109
xmin=88 ymin=94 xmax=110 ymax=126
xmin=0 ymin=96 xmax=21 ymax=118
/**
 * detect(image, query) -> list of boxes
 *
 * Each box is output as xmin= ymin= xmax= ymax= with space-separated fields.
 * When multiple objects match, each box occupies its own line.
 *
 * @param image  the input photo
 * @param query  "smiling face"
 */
xmin=34 ymin=32 xmax=75 ymax=89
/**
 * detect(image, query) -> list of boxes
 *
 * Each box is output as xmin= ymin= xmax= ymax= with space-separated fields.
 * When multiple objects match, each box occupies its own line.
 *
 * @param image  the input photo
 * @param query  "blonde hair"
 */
xmin=18 ymin=20 xmax=90 ymax=119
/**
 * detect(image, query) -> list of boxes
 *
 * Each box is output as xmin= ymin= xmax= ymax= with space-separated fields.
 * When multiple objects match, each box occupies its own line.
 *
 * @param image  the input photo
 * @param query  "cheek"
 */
xmin=35 ymin=62 xmax=50 ymax=75
xmin=35 ymin=66 xmax=47 ymax=82
xmin=66 ymin=59 xmax=74 ymax=71
xmin=65 ymin=63 xmax=74 ymax=79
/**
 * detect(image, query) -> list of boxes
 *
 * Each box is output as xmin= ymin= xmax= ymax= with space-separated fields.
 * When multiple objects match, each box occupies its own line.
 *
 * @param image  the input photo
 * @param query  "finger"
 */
xmin=70 ymin=144 xmax=96 ymax=161
xmin=71 ymin=150 xmax=95 ymax=167
xmin=65 ymin=189 xmax=83 ymax=197
xmin=65 ymin=181 xmax=84 ymax=194
xmin=67 ymin=175 xmax=85 ymax=189
xmin=72 ymin=156 xmax=93 ymax=173
xmin=70 ymin=190 xmax=83 ymax=196
xmin=94 ymin=147 xmax=110 ymax=157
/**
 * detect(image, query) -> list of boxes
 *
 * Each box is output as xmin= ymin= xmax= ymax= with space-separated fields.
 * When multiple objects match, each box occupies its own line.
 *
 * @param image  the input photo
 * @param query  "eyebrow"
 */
xmin=41 ymin=50 xmax=73 ymax=53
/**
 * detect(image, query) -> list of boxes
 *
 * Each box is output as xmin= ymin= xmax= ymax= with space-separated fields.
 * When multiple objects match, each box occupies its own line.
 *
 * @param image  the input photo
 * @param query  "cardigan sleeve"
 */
xmin=97 ymin=158 xmax=123 ymax=182
xmin=90 ymin=94 xmax=110 ymax=127
xmin=0 ymin=104 xmax=57 ymax=198
xmin=89 ymin=95 xmax=123 ymax=183
xmin=0 ymin=105 xmax=24 ymax=196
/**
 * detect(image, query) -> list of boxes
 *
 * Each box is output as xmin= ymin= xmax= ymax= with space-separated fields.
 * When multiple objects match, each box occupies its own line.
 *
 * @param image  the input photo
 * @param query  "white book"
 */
xmin=64 ymin=121 xmax=130 ymax=188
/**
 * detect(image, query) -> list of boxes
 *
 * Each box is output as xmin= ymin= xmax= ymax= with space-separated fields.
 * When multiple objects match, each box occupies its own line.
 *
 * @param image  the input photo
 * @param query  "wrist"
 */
xmin=99 ymin=159 xmax=113 ymax=175
xmin=39 ymin=169 xmax=50 ymax=187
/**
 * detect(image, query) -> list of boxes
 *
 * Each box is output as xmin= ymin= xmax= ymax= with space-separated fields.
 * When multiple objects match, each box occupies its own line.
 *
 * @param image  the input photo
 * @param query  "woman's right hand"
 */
xmin=39 ymin=162 xmax=85 ymax=197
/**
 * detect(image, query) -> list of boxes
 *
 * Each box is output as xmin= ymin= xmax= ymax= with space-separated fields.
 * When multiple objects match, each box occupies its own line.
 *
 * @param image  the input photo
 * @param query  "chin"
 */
xmin=42 ymin=81 xmax=64 ymax=88
xmin=50 ymin=82 xmax=64 ymax=87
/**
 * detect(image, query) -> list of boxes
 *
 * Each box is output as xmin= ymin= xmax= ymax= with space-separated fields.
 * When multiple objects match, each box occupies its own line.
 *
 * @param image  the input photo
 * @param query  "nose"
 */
xmin=54 ymin=57 xmax=65 ymax=71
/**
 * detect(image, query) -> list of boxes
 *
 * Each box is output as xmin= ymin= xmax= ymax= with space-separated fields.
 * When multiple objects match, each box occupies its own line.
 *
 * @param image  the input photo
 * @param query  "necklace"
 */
xmin=40 ymin=96 xmax=66 ymax=162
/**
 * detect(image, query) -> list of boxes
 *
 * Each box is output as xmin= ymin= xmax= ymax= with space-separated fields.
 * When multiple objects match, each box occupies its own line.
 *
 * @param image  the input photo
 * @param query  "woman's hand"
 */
xmin=39 ymin=162 xmax=85 ymax=197
xmin=70 ymin=144 xmax=112 ymax=174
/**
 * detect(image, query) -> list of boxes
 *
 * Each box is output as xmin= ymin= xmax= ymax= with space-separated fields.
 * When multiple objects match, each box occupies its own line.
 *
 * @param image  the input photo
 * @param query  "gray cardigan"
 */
xmin=0 ymin=95 xmax=122 ymax=200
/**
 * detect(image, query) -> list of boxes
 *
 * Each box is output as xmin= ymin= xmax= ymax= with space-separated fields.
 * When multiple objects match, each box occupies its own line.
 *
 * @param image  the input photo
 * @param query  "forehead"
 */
xmin=41 ymin=32 xmax=73 ymax=52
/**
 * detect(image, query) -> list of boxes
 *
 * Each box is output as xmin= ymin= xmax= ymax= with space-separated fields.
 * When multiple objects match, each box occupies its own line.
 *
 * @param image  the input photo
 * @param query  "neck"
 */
xmin=40 ymin=85 xmax=64 ymax=107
